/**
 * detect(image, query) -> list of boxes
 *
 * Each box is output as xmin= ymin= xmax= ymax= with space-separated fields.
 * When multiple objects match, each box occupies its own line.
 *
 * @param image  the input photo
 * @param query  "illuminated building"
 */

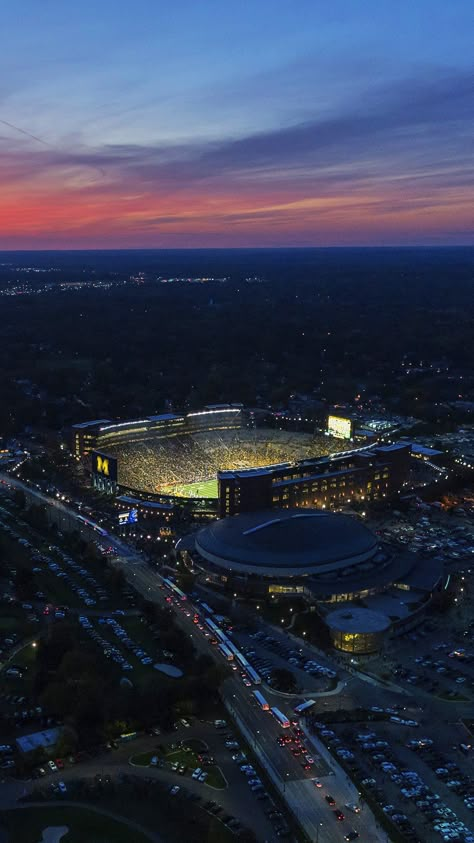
xmin=219 ymin=444 xmax=411 ymax=516
xmin=326 ymin=608 xmax=391 ymax=654
xmin=185 ymin=507 xmax=444 ymax=618
xmin=72 ymin=408 xmax=411 ymax=521
xmin=71 ymin=419 xmax=111 ymax=458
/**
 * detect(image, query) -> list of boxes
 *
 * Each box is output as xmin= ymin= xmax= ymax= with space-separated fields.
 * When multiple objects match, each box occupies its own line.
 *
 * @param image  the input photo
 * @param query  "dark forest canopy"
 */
xmin=0 ymin=247 xmax=472 ymax=434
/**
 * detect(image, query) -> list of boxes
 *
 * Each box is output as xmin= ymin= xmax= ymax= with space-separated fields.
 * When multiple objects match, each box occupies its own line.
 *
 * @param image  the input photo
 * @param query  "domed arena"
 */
xmin=195 ymin=509 xmax=379 ymax=576
xmin=188 ymin=507 xmax=412 ymax=602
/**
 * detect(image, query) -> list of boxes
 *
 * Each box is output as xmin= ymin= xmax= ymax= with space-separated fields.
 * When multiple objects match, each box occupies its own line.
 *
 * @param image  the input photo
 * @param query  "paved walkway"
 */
xmin=0 ymin=635 xmax=42 ymax=672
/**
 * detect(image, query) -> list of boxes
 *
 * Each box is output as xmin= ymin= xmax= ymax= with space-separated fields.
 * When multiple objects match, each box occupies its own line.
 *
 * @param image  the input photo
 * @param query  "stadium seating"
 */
xmin=108 ymin=429 xmax=344 ymax=495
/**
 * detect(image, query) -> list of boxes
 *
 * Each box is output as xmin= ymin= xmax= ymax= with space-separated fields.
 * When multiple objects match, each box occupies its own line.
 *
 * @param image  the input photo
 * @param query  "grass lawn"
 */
xmin=177 ymin=479 xmax=218 ymax=499
xmin=130 ymin=752 xmax=156 ymax=766
xmin=0 ymin=806 xmax=153 ymax=843
xmin=437 ymin=691 xmax=470 ymax=702
xmin=14 ymin=640 xmax=39 ymax=668
xmin=121 ymin=617 xmax=160 ymax=652
xmin=0 ymin=640 xmax=39 ymax=699
xmin=165 ymin=747 xmax=226 ymax=789
xmin=91 ymin=618 xmax=166 ymax=687
xmin=184 ymin=738 xmax=207 ymax=753
xmin=0 ymin=614 xmax=26 ymax=630
xmin=59 ymin=785 xmax=235 ymax=843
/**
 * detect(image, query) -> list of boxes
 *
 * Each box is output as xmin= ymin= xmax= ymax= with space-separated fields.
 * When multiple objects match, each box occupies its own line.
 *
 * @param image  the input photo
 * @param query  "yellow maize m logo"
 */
xmin=96 ymin=456 xmax=109 ymax=476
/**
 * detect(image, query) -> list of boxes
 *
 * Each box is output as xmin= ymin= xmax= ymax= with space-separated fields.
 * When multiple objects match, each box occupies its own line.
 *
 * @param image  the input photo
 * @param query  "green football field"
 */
xmin=171 ymin=478 xmax=218 ymax=498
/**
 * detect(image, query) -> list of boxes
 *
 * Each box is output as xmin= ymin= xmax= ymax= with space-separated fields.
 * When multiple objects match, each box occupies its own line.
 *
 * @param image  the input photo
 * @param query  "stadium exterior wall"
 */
xmin=218 ymin=443 xmax=410 ymax=516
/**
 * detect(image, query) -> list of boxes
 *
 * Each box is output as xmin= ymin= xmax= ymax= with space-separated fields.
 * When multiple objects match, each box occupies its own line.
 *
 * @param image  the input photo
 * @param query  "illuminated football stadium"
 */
xmin=73 ymin=406 xmax=350 ymax=516
xmin=72 ymin=406 xmax=412 ymax=519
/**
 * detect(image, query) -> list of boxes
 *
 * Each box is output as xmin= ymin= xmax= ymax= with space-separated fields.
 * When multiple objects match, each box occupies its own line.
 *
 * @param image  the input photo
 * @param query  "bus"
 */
xmin=205 ymin=617 xmax=231 ymax=646
xmin=224 ymin=640 xmax=241 ymax=658
xmin=270 ymin=707 xmax=290 ymax=729
xmin=162 ymin=577 xmax=187 ymax=601
xmin=234 ymin=652 xmax=249 ymax=670
xmin=200 ymin=602 xmax=214 ymax=617
xmin=294 ymin=699 xmax=316 ymax=715
xmin=205 ymin=617 xmax=219 ymax=633
xmin=252 ymin=690 xmax=269 ymax=711
xmin=118 ymin=731 xmax=138 ymax=743
xmin=218 ymin=643 xmax=234 ymax=661
xmin=245 ymin=665 xmax=262 ymax=685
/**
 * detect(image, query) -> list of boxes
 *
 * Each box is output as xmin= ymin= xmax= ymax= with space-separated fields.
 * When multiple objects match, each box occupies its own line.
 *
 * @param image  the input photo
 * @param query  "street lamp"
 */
xmin=316 ymin=821 xmax=323 ymax=842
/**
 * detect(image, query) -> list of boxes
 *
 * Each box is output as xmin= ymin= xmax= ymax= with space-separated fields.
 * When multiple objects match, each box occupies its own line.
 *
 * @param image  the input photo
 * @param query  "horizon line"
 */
xmin=0 ymin=243 xmax=473 ymax=254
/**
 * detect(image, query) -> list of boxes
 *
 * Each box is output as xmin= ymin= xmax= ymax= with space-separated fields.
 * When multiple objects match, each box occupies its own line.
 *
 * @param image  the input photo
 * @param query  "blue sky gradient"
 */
xmin=1 ymin=0 xmax=472 ymax=247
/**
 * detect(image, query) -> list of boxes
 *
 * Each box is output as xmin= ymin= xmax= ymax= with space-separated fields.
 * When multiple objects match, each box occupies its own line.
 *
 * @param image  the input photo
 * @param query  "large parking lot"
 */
xmin=369 ymin=509 xmax=473 ymax=565
xmin=234 ymin=627 xmax=338 ymax=693
xmin=78 ymin=615 xmax=156 ymax=674
xmin=0 ymin=499 xmax=130 ymax=613
xmin=309 ymin=709 xmax=474 ymax=843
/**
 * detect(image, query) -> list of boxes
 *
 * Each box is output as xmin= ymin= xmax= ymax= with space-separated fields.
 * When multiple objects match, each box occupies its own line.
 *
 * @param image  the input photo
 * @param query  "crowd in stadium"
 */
xmin=107 ymin=428 xmax=345 ymax=495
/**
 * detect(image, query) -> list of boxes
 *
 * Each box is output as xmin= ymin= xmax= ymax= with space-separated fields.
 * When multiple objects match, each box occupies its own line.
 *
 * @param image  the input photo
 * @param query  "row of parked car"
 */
xmin=218 ymin=730 xmax=291 ymax=838
xmin=97 ymin=616 xmax=154 ymax=666
xmin=0 ymin=517 xmax=105 ymax=608
xmin=42 ymin=542 xmax=111 ymax=607
xmin=78 ymin=616 xmax=132 ymax=671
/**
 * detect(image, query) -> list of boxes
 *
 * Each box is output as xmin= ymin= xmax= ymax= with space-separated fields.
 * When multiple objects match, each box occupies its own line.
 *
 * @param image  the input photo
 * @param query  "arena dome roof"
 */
xmin=194 ymin=508 xmax=379 ymax=577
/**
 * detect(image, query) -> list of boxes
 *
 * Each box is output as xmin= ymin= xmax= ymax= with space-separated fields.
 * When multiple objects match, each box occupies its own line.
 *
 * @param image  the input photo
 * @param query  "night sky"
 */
xmin=1 ymin=1 xmax=472 ymax=248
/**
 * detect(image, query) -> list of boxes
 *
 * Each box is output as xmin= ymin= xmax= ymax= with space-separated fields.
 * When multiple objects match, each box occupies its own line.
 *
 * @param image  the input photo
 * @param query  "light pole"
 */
xmin=316 ymin=821 xmax=323 ymax=842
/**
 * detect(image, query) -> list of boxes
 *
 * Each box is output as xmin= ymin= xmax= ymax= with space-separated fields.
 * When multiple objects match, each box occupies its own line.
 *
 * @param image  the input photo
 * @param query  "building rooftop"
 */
xmin=72 ymin=419 xmax=111 ymax=429
xmin=195 ymin=508 xmax=378 ymax=576
xmin=326 ymin=607 xmax=391 ymax=634
xmin=16 ymin=727 xmax=61 ymax=754
xmin=410 ymin=444 xmax=444 ymax=457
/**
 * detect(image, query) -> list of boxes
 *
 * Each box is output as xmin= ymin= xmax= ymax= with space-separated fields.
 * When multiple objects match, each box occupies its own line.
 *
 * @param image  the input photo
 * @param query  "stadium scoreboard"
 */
xmin=118 ymin=509 xmax=138 ymax=526
xmin=327 ymin=415 xmax=353 ymax=440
